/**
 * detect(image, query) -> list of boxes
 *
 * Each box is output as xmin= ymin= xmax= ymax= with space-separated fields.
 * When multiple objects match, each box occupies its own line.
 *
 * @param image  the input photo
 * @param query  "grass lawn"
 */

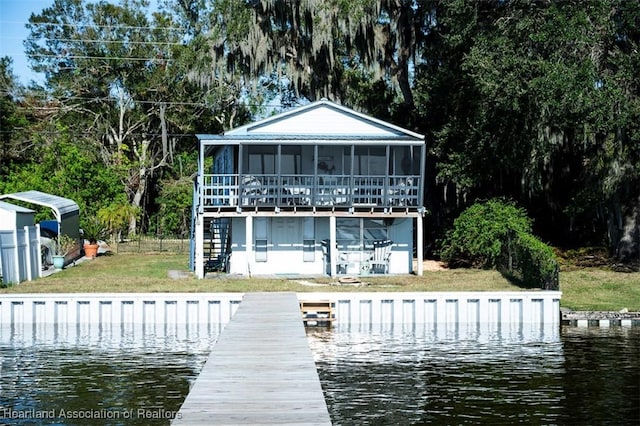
xmin=1 ymin=253 xmax=638 ymax=311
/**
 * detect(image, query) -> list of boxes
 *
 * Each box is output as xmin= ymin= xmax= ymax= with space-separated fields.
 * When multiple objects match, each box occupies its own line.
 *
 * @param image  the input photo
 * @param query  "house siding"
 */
xmin=227 ymin=216 xmax=413 ymax=276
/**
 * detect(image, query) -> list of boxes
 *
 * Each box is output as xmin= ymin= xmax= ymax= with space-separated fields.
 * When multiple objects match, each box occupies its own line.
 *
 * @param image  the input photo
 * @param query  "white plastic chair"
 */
xmin=369 ymin=240 xmax=393 ymax=274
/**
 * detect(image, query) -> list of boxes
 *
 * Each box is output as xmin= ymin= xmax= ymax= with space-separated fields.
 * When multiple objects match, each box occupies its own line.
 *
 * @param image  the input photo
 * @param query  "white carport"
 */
xmin=0 ymin=190 xmax=80 ymax=239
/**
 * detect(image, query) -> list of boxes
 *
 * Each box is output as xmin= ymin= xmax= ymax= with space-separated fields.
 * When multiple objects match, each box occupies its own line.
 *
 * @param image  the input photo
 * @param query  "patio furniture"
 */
xmin=241 ymin=175 xmax=266 ymax=205
xmin=336 ymin=252 xmax=350 ymax=274
xmin=369 ymin=239 xmax=393 ymax=274
xmin=389 ymin=177 xmax=414 ymax=206
xmin=284 ymin=185 xmax=311 ymax=205
xmin=321 ymin=240 xmax=331 ymax=274
xmin=332 ymin=187 xmax=350 ymax=205
xmin=321 ymin=239 xmax=349 ymax=274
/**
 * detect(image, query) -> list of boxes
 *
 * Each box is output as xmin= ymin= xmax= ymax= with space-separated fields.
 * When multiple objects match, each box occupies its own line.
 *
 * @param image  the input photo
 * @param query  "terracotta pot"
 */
xmin=83 ymin=243 xmax=99 ymax=259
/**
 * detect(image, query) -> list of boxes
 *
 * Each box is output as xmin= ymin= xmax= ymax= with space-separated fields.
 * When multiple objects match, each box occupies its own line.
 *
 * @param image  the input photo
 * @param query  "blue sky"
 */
xmin=0 ymin=0 xmax=159 ymax=86
xmin=0 ymin=0 xmax=51 ymax=85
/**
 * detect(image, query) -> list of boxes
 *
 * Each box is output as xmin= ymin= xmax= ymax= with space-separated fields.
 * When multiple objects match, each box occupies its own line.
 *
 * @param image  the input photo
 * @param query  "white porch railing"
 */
xmin=201 ymin=174 xmax=421 ymax=208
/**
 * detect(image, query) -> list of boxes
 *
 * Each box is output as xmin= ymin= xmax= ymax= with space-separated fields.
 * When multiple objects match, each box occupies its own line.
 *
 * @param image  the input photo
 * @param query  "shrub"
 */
xmin=440 ymin=199 xmax=559 ymax=289
xmin=513 ymin=233 xmax=559 ymax=290
xmin=440 ymin=199 xmax=532 ymax=268
xmin=53 ymin=234 xmax=77 ymax=256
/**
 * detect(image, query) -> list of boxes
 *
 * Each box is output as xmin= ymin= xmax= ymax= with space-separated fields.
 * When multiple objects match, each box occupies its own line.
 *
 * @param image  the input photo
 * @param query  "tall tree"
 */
xmin=191 ymin=0 xmax=430 ymax=114
xmin=0 ymin=58 xmax=30 ymax=176
xmin=25 ymin=0 xmax=244 ymax=233
xmin=417 ymin=0 xmax=640 ymax=258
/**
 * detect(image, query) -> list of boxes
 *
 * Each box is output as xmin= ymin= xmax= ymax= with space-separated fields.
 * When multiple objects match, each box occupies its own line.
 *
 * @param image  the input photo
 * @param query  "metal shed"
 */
xmin=0 ymin=201 xmax=40 ymax=284
xmin=0 ymin=200 xmax=35 ymax=231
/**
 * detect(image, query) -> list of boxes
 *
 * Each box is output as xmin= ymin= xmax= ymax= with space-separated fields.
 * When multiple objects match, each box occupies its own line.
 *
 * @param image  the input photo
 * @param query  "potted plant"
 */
xmin=81 ymin=218 xmax=106 ymax=259
xmin=52 ymin=234 xmax=77 ymax=270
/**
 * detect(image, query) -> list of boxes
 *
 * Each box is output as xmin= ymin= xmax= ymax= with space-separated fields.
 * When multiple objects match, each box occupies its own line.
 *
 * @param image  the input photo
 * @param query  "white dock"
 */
xmin=173 ymin=292 xmax=331 ymax=425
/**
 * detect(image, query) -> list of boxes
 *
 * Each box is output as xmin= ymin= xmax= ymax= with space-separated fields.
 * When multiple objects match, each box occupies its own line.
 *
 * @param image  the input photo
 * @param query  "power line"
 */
xmin=1 ymin=35 xmax=185 ymax=46
xmin=0 ymin=129 xmax=199 ymax=138
xmin=2 ymin=52 xmax=179 ymax=62
xmin=0 ymin=90 xmax=240 ymax=108
xmin=1 ymin=20 xmax=183 ymax=32
xmin=28 ymin=37 xmax=186 ymax=47
xmin=0 ymin=21 xmax=187 ymax=59
xmin=26 ymin=53 xmax=175 ymax=62
xmin=13 ymin=99 xmax=212 ymax=107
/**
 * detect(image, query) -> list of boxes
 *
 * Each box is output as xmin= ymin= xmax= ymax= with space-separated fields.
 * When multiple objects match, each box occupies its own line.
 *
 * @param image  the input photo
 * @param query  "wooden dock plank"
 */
xmin=174 ymin=292 xmax=331 ymax=425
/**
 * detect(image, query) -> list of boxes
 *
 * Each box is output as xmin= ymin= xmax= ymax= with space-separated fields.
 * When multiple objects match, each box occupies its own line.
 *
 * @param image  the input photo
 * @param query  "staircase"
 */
xmin=204 ymin=217 xmax=231 ymax=273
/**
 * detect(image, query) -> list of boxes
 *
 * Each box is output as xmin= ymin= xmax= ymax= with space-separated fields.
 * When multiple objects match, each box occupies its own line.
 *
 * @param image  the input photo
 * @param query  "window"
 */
xmin=363 ymin=219 xmax=388 ymax=250
xmin=281 ymin=146 xmax=302 ymax=174
xmin=354 ymin=146 xmax=386 ymax=176
xmin=254 ymin=218 xmax=268 ymax=262
xmin=303 ymin=218 xmax=315 ymax=262
xmin=336 ymin=218 xmax=387 ymax=251
xmin=255 ymin=239 xmax=268 ymax=262
xmin=245 ymin=145 xmax=276 ymax=174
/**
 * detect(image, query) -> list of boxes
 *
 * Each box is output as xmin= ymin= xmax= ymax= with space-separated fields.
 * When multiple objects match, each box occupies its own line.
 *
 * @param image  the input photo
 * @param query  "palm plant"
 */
xmin=81 ymin=218 xmax=106 ymax=245
xmin=97 ymin=202 xmax=140 ymax=243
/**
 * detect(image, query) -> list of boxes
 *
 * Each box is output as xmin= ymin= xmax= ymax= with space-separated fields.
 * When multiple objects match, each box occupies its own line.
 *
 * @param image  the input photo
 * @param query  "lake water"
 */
xmin=0 ymin=324 xmax=219 ymax=425
xmin=0 ymin=323 xmax=638 ymax=425
xmin=307 ymin=325 xmax=640 ymax=425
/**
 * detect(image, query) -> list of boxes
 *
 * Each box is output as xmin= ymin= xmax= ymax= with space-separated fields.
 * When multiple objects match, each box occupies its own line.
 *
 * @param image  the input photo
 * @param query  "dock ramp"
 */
xmin=174 ymin=292 xmax=331 ymax=425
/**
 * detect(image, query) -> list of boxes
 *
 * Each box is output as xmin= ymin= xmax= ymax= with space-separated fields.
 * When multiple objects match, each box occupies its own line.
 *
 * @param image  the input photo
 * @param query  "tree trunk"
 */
xmin=129 ymin=138 xmax=151 ymax=235
xmin=615 ymin=196 xmax=640 ymax=262
xmin=159 ymin=103 xmax=170 ymax=165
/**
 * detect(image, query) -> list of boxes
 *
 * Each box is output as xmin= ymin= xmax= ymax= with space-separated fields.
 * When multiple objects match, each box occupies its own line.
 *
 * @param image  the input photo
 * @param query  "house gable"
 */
xmin=226 ymin=100 xmax=423 ymax=139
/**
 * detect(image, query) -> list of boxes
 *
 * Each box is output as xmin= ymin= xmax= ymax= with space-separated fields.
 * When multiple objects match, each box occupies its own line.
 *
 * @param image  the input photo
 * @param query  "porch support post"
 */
xmin=329 ymin=216 xmax=337 ymax=277
xmin=416 ymin=214 xmax=424 ymax=276
xmin=245 ymin=215 xmax=253 ymax=276
xmin=195 ymin=216 xmax=204 ymax=279
xmin=195 ymin=138 xmax=205 ymax=279
xmin=35 ymin=224 xmax=42 ymax=278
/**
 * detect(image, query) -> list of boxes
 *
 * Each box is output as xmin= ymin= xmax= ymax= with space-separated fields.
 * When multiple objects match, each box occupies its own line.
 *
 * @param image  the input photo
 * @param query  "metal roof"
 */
xmin=197 ymin=134 xmax=422 ymax=142
xmin=0 ymin=200 xmax=35 ymax=214
xmin=225 ymin=99 xmax=425 ymax=139
xmin=0 ymin=190 xmax=79 ymax=221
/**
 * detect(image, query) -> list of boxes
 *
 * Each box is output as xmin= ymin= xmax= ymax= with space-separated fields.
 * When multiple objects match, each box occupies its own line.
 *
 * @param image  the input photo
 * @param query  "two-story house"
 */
xmin=190 ymin=100 xmax=426 ymax=278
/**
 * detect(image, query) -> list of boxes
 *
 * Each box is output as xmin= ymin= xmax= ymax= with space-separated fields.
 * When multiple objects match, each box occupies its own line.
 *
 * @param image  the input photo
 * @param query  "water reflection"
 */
xmin=0 ymin=324 xmax=219 ymax=426
xmin=1 ymin=321 xmax=638 ymax=425
xmin=308 ymin=324 xmax=640 ymax=425
xmin=561 ymin=327 xmax=640 ymax=426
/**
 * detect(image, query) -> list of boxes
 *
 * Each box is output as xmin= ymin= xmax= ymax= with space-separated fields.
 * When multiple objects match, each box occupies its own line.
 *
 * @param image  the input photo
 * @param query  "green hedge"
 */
xmin=440 ymin=199 xmax=559 ymax=290
xmin=511 ymin=232 xmax=559 ymax=290
xmin=440 ymin=199 xmax=532 ymax=268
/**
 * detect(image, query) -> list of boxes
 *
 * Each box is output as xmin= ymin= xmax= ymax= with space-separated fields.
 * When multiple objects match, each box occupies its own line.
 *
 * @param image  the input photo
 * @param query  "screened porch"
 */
xmin=199 ymin=139 xmax=425 ymax=210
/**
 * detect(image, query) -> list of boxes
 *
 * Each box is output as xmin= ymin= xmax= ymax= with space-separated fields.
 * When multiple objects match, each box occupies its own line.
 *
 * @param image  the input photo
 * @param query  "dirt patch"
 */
xmin=294 ymin=280 xmax=329 ymax=287
xmin=414 ymin=259 xmax=447 ymax=271
xmin=168 ymin=270 xmax=192 ymax=279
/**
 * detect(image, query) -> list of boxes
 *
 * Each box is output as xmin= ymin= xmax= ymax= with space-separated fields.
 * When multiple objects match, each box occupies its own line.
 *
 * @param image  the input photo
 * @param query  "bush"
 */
xmin=440 ymin=199 xmax=532 ymax=268
xmin=513 ymin=233 xmax=559 ymax=290
xmin=53 ymin=234 xmax=77 ymax=256
xmin=440 ymin=199 xmax=558 ymax=289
